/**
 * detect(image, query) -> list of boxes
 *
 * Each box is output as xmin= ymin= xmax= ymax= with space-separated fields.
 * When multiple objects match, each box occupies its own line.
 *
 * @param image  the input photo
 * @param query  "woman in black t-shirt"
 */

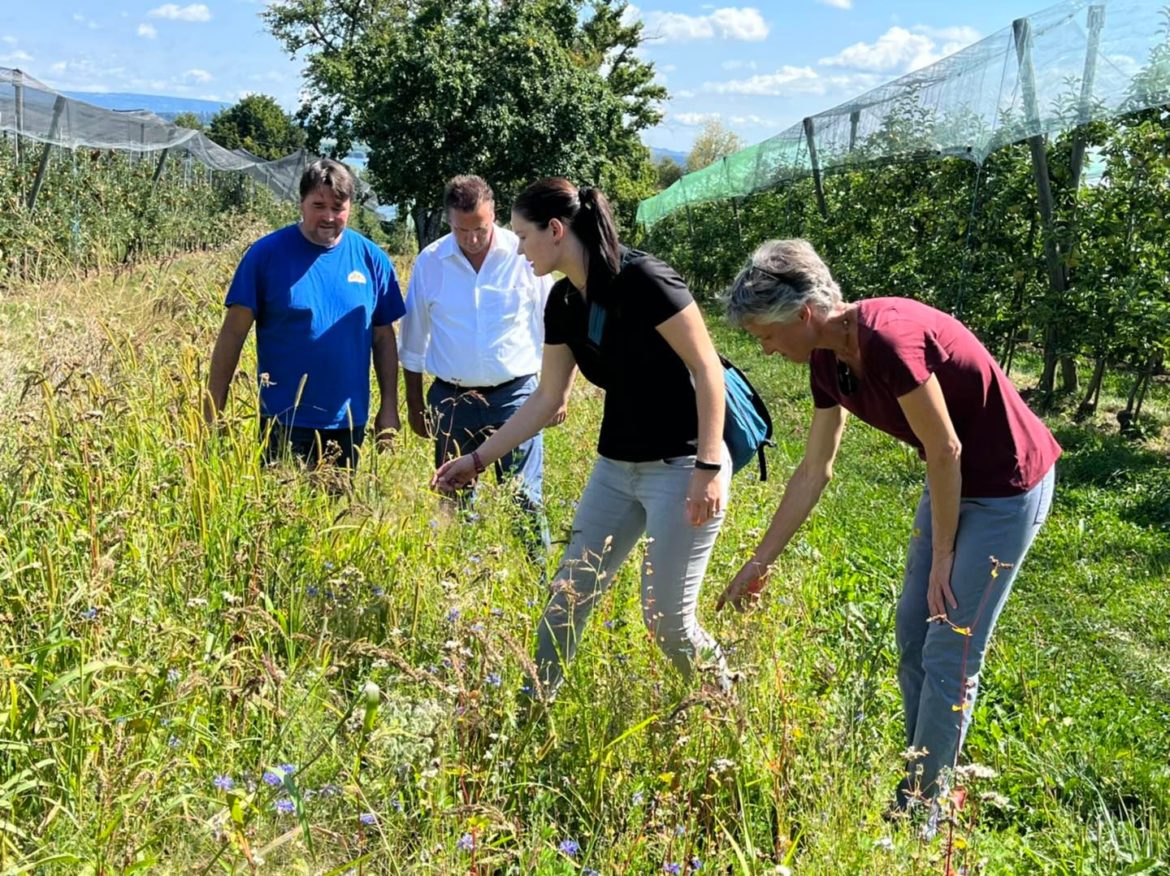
xmin=434 ymin=178 xmax=733 ymax=698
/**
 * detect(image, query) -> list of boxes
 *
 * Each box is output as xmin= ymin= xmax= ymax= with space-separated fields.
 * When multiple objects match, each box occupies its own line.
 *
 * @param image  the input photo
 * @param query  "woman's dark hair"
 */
xmin=513 ymin=178 xmax=621 ymax=301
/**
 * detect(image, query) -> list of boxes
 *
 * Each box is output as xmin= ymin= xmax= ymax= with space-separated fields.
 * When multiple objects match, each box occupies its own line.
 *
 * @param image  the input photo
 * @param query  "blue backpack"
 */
xmin=721 ymin=355 xmax=774 ymax=480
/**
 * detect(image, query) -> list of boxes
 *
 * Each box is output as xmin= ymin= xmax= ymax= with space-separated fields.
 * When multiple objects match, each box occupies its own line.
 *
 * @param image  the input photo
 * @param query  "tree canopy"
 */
xmin=207 ymin=94 xmax=306 ymax=161
xmin=264 ymin=0 xmax=665 ymax=244
xmin=685 ymin=119 xmax=744 ymax=174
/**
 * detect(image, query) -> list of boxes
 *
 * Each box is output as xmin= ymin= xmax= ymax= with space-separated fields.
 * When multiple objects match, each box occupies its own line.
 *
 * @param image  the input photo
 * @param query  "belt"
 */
xmin=433 ymin=373 xmax=534 ymax=394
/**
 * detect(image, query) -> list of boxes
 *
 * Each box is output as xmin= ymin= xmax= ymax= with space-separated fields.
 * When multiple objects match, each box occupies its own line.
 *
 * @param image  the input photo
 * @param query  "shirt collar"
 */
xmin=439 ymin=223 xmax=510 ymax=261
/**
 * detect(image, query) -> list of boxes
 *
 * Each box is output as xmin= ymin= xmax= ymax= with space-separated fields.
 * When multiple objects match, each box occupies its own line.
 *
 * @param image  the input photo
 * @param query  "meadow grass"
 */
xmin=0 ymin=244 xmax=1167 ymax=875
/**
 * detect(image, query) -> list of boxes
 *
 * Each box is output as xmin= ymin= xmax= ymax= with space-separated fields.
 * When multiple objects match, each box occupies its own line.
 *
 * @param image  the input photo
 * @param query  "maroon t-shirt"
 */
xmin=810 ymin=297 xmax=1060 ymax=497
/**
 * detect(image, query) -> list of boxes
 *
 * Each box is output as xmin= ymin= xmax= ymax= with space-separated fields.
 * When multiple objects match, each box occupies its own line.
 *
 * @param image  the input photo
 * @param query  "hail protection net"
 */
xmin=638 ymin=0 xmax=1170 ymax=226
xmin=0 ymin=68 xmax=380 ymax=209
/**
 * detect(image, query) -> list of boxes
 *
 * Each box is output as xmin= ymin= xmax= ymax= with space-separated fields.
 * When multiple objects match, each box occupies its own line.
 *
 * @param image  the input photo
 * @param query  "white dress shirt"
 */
xmin=398 ymin=225 xmax=553 ymax=387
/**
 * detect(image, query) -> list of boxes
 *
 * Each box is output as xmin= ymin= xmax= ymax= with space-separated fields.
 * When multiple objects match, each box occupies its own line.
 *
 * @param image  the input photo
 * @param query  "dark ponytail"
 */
xmin=513 ymin=178 xmax=622 ymax=302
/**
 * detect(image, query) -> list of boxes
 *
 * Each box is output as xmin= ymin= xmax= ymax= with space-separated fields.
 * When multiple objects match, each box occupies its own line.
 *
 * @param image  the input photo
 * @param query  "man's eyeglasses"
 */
xmin=837 ymin=360 xmax=858 ymax=396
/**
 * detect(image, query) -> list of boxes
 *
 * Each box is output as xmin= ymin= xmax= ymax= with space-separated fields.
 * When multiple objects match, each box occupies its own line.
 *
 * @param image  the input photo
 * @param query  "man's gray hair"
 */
xmin=722 ymin=238 xmax=842 ymax=326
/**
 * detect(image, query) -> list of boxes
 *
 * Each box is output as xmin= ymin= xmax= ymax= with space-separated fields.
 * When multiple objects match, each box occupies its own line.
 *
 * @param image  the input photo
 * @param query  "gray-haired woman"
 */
xmin=719 ymin=238 xmax=1060 ymax=817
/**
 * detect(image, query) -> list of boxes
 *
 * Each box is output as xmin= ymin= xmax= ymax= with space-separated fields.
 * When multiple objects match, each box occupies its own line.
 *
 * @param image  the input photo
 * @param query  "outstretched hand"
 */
xmin=717 ymin=558 xmax=770 ymax=613
xmin=432 ymin=455 xmax=479 ymax=494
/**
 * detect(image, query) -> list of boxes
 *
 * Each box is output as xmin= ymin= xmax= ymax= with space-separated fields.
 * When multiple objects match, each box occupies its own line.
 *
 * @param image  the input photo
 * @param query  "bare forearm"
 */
xmin=926 ymin=454 xmax=962 ymax=558
xmin=693 ymin=356 xmax=725 ymax=462
xmin=404 ymin=369 xmax=425 ymax=416
xmin=206 ymin=331 xmax=247 ymax=415
xmin=373 ymin=329 xmax=400 ymax=412
xmin=753 ymin=461 xmax=830 ymax=566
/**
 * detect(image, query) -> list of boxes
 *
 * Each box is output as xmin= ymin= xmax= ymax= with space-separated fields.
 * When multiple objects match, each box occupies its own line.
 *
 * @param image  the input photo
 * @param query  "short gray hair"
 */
xmin=722 ymin=238 xmax=842 ymax=326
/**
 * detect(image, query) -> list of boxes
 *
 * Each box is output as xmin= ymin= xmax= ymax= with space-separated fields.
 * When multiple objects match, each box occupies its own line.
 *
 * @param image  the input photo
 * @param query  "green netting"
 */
xmin=0 ymin=68 xmax=379 ymax=209
xmin=638 ymin=0 xmax=1170 ymax=226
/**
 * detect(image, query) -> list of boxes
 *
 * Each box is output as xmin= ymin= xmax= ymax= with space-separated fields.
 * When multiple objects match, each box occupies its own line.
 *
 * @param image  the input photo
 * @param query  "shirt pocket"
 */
xmin=480 ymin=282 xmax=533 ymax=324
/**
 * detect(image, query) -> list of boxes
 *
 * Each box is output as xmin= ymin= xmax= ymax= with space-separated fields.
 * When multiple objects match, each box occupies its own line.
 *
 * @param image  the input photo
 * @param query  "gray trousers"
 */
xmin=532 ymin=447 xmax=733 ymax=696
xmin=896 ymin=465 xmax=1056 ymax=803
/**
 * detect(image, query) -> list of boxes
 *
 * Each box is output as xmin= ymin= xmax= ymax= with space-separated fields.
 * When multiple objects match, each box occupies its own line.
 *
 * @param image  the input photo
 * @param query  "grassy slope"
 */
xmin=0 ymin=247 xmax=1166 ymax=875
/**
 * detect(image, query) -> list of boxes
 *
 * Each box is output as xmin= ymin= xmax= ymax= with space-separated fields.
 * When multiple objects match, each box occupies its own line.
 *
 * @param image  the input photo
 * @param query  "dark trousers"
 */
xmin=427 ymin=375 xmax=549 ymax=569
xmin=261 ymin=416 xmax=364 ymax=470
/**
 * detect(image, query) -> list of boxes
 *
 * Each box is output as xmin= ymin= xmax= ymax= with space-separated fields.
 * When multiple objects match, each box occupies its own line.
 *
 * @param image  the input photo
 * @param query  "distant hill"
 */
xmin=61 ymin=91 xmax=229 ymax=123
xmin=650 ymin=146 xmax=687 ymax=166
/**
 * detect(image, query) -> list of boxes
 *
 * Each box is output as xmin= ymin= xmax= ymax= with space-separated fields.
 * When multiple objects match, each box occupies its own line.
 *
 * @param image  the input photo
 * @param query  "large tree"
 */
xmin=264 ymin=0 xmax=664 ymax=245
xmin=685 ymin=118 xmax=743 ymax=173
xmin=207 ymin=94 xmax=306 ymax=161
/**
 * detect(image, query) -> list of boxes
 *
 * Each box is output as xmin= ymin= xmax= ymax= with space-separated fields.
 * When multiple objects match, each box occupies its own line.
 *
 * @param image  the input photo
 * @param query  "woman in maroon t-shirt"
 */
xmin=718 ymin=238 xmax=1059 ymax=821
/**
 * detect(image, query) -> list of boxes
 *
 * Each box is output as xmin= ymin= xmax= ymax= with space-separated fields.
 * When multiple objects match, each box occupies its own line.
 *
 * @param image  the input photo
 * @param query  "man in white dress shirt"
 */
xmin=399 ymin=175 xmax=557 ymax=570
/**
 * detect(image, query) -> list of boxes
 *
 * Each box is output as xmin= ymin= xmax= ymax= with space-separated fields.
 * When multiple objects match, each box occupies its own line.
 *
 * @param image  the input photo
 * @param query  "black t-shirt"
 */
xmin=543 ymin=249 xmax=699 ymax=461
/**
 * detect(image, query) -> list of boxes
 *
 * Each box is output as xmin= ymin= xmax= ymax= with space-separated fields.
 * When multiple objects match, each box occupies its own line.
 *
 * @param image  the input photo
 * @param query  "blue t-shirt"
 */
xmin=225 ymin=224 xmax=405 ymax=429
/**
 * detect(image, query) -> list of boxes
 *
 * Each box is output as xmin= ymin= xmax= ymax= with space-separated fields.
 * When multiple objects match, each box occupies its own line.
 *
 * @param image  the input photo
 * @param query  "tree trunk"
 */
xmin=1075 ymin=356 xmax=1106 ymax=421
xmin=1060 ymin=354 xmax=1079 ymax=393
xmin=412 ymin=206 xmax=444 ymax=251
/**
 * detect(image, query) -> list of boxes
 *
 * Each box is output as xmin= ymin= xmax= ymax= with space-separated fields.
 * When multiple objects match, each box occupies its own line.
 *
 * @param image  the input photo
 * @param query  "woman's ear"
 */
xmin=549 ymin=217 xmax=564 ymax=242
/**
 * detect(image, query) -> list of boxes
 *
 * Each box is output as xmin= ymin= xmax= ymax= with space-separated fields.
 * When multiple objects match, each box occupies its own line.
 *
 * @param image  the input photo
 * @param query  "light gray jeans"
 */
xmin=531 ymin=446 xmax=733 ymax=697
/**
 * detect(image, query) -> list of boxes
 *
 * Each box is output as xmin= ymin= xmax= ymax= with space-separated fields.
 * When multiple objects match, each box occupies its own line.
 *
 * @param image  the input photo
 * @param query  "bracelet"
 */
xmin=694 ymin=459 xmax=722 ymax=471
xmin=471 ymin=450 xmax=486 ymax=474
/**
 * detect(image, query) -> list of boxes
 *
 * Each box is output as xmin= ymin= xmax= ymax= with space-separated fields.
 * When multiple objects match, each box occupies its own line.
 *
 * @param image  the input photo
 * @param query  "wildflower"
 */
xmin=447 ymin=608 xmax=461 ymax=623
xmin=486 ymin=673 xmax=502 ymax=687
xmin=263 ymin=770 xmax=283 ymax=786
xmin=956 ymin=763 xmax=997 ymax=780
xmin=674 ymin=824 xmax=686 ymax=837
xmin=307 ymin=586 xmax=320 ymax=597
xmin=873 ymin=837 xmax=894 ymax=851
xmin=558 ymin=839 xmax=580 ymax=857
xmin=213 ymin=774 xmax=234 ymax=791
xmin=491 ymin=608 xmax=504 ymax=617
xmin=274 ymin=799 xmax=295 ymax=815
xmin=663 ymin=863 xmax=681 ymax=875
xmin=691 ymin=859 xmax=702 ymax=871
xmin=428 ymin=519 xmax=439 ymax=530
xmin=359 ymin=812 xmax=377 ymax=825
xmin=167 ymin=735 xmax=180 ymax=748
xmin=583 ymin=870 xmax=600 ymax=876
xmin=372 ymin=586 xmax=385 ymax=597
xmin=280 ymin=763 xmax=296 ymax=776
xmin=166 ymin=668 xmax=181 ymax=684
xmin=456 ymin=833 xmax=475 ymax=852
xmin=391 ymin=798 xmax=403 ymax=812
xmin=603 ymin=619 xmax=615 ymax=629
xmin=631 ymin=791 xmax=644 ymax=805
xmin=470 ymin=623 xmax=485 ymax=633
xmin=80 ymin=607 xmax=98 ymax=621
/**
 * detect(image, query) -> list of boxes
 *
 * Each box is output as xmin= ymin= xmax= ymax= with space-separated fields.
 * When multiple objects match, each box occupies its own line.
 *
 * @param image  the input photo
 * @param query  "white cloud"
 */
xmin=137 ymin=23 xmax=158 ymax=39
xmin=0 ymin=49 xmax=33 ymax=64
xmin=2 ymin=36 xmax=18 ymax=45
xmin=722 ymin=59 xmax=758 ymax=70
xmin=184 ymin=68 xmax=213 ymax=83
xmin=72 ymin=13 xmax=100 ymax=29
xmin=820 ymin=24 xmax=980 ymax=73
xmin=672 ymin=112 xmax=721 ymax=126
xmin=630 ymin=6 xmax=768 ymax=42
xmin=149 ymin=4 xmax=212 ymax=22
xmin=730 ymin=114 xmax=780 ymax=127
xmin=674 ymin=88 xmax=697 ymax=99
xmin=705 ymin=65 xmax=820 ymax=95
xmin=818 ymin=0 xmax=852 ymax=7
xmin=704 ymin=66 xmax=883 ymax=97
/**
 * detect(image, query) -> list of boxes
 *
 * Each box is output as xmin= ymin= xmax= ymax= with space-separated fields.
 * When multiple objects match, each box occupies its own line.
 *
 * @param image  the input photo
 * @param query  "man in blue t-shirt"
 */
xmin=204 ymin=158 xmax=406 ymax=468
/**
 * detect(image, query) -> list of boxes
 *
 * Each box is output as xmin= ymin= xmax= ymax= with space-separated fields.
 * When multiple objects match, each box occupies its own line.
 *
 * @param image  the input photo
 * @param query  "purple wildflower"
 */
xmin=456 ymin=833 xmax=475 ymax=852
xmin=213 ymin=774 xmax=234 ymax=791
xmin=274 ymin=799 xmax=295 ymax=815
xmin=558 ymin=839 xmax=580 ymax=857
xmin=663 ymin=864 xmax=681 ymax=875
xmin=80 ymin=607 xmax=98 ymax=621
xmin=307 ymin=586 xmax=319 ymax=597
xmin=486 ymin=673 xmax=501 ymax=687
xmin=447 ymin=608 xmax=460 ymax=623
xmin=359 ymin=812 xmax=377 ymax=825
xmin=691 ymin=858 xmax=702 ymax=871
xmin=262 ymin=770 xmax=282 ymax=786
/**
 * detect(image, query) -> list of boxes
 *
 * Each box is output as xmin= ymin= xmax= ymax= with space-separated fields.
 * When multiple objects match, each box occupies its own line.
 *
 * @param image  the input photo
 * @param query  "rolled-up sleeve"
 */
xmin=397 ymin=258 xmax=431 ymax=373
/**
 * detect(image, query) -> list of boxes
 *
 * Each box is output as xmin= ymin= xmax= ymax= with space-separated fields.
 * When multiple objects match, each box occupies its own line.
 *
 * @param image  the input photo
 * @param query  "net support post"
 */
xmin=27 ymin=94 xmax=67 ymax=211
xmin=151 ymin=147 xmax=170 ymax=191
xmin=1069 ymin=5 xmax=1106 ymax=190
xmin=803 ymin=117 xmax=829 ymax=220
xmin=1014 ymin=16 xmax=1071 ymax=394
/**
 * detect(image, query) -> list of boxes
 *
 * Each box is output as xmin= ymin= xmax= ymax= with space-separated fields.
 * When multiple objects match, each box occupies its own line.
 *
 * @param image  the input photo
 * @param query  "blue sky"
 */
xmin=1 ymin=1 xmax=1043 ymax=153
